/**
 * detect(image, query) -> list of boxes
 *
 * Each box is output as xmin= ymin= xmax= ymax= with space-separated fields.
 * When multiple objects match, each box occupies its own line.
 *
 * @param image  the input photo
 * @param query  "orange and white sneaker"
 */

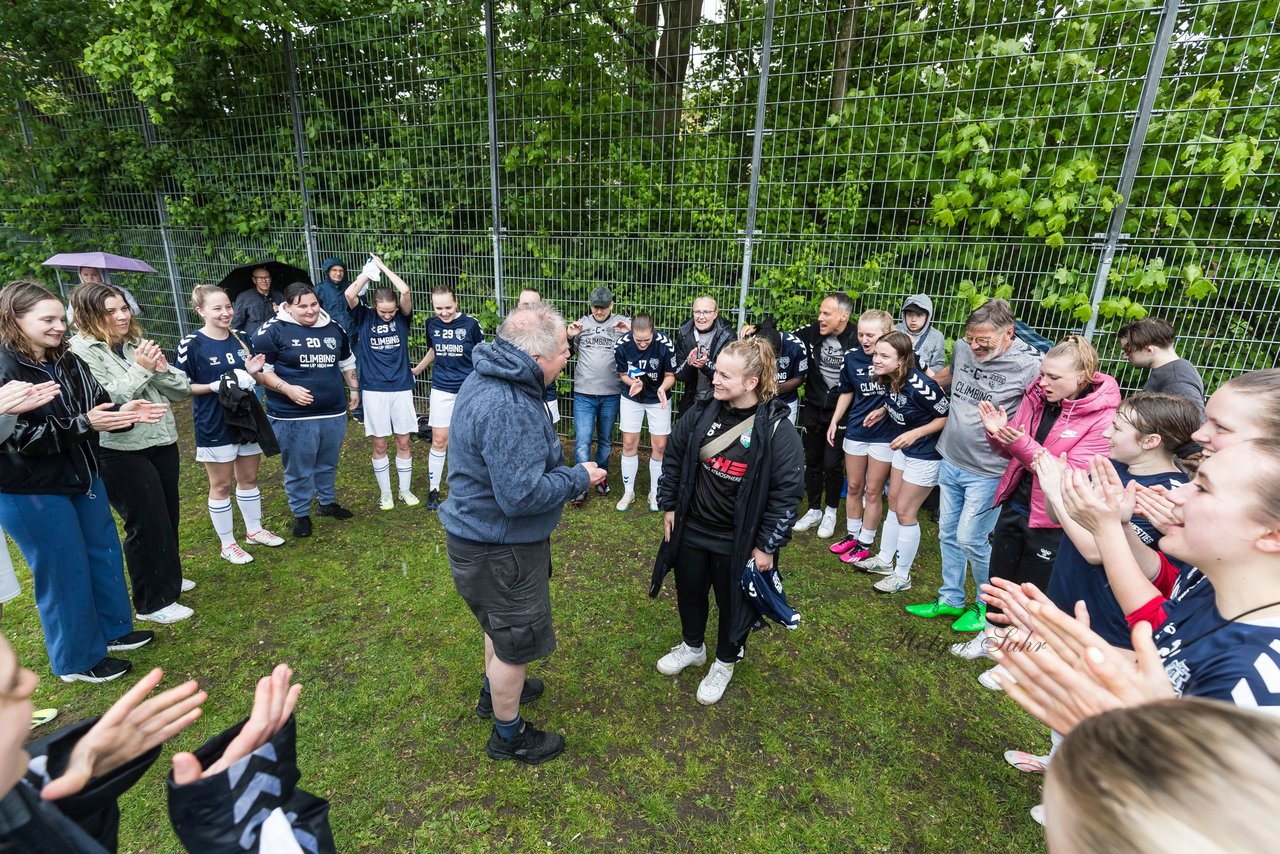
xmin=246 ymin=529 xmax=285 ymax=547
xmin=220 ymin=543 xmax=254 ymax=565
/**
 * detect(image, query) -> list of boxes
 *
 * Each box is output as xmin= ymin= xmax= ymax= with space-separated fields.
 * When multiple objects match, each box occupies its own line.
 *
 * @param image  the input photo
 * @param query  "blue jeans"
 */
xmin=936 ymin=458 xmax=1002 ymax=607
xmin=0 ymin=478 xmax=134 ymax=674
xmin=573 ymin=392 xmax=620 ymax=471
xmin=272 ymin=414 xmax=348 ymax=516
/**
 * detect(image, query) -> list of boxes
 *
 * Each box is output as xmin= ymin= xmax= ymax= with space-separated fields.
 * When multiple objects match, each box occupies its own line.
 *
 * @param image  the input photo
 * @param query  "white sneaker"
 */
xmin=616 ymin=492 xmax=635 ymax=511
xmin=656 ymin=641 xmax=707 ymax=675
xmin=379 ymin=494 xmax=395 ymax=510
xmin=793 ymin=509 xmax=823 ymax=532
xmin=180 ymin=578 xmax=196 ymax=592
xmin=220 ymin=543 xmax=254 ymax=565
xmin=1004 ymin=749 xmax=1050 ymax=774
xmin=855 ymin=554 xmax=895 ymax=575
xmin=136 ymin=602 xmax=194 ymax=624
xmin=696 ymin=660 xmax=735 ymax=705
xmin=399 ymin=490 xmax=421 ymax=507
xmin=872 ymin=573 xmax=911 ymax=593
xmin=1030 ymin=804 xmax=1045 ymax=826
xmin=648 ymin=494 xmax=660 ymax=512
xmin=950 ymin=633 xmax=992 ymax=660
xmin=979 ymin=663 xmax=1014 ymax=691
xmin=817 ymin=508 xmax=838 ymax=538
xmin=246 ymin=529 xmax=285 ymax=547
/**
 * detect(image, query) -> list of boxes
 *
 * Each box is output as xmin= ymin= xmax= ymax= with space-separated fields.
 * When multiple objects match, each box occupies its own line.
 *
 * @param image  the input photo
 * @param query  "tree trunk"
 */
xmin=829 ymin=1 xmax=859 ymax=117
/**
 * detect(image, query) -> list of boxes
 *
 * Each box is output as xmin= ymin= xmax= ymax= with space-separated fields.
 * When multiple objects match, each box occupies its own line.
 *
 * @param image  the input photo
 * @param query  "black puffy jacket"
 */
xmin=673 ymin=315 xmax=734 ymax=414
xmin=0 ymin=347 xmax=119 ymax=495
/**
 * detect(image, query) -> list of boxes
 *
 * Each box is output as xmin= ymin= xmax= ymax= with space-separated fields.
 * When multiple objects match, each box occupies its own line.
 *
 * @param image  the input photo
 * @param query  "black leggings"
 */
xmin=674 ymin=536 xmax=742 ymax=664
xmin=986 ymin=501 xmax=1062 ymax=619
xmin=97 ymin=443 xmax=183 ymax=614
xmin=801 ymin=403 xmax=843 ymax=511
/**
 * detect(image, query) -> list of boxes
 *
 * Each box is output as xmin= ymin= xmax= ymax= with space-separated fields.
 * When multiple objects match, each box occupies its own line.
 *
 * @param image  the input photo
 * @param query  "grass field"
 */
xmin=8 ymin=411 xmax=1049 ymax=852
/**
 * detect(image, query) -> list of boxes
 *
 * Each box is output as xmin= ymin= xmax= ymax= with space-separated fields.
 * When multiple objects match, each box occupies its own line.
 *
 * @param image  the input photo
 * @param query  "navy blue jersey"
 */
xmin=174 ymin=330 xmax=253 ymax=446
xmin=1153 ymin=591 xmax=1280 ymax=712
xmin=884 ymin=369 xmax=950 ymax=459
xmin=837 ymin=348 xmax=894 ymax=442
xmin=614 ymin=331 xmax=678 ymax=404
xmin=351 ymin=304 xmax=413 ymax=393
xmin=425 ymin=313 xmax=484 ymax=394
xmin=774 ymin=332 xmax=808 ymax=405
xmin=254 ymin=315 xmax=354 ymax=419
xmin=1047 ymin=463 xmax=1190 ymax=648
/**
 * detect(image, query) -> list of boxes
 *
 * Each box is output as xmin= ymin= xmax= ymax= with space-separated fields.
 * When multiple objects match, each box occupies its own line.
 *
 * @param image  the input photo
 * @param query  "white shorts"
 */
xmin=0 ymin=532 xmax=18 ymax=604
xmin=786 ymin=399 xmax=799 ymax=425
xmin=619 ymin=395 xmax=672 ymax=436
xmin=428 ymin=389 xmax=458 ymax=429
xmin=843 ymin=438 xmax=894 ymax=463
xmin=363 ymin=389 xmax=419 ymax=437
xmin=892 ymin=450 xmax=941 ymax=488
xmin=196 ymin=443 xmax=263 ymax=463
xmin=546 ymin=400 xmax=561 ymax=425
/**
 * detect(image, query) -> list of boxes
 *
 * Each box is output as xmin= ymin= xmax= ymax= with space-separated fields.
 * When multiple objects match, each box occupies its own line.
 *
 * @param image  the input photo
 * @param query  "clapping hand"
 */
xmin=1061 ymin=456 xmax=1135 ymax=533
xmin=0 ymin=380 xmax=59 ymax=415
xmin=244 ymin=354 xmax=266 ymax=374
xmin=1134 ymin=483 xmax=1179 ymax=534
xmin=977 ymin=400 xmax=1008 ymax=434
xmin=121 ymin=399 xmax=169 ymax=424
xmin=133 ymin=339 xmax=165 ymax=372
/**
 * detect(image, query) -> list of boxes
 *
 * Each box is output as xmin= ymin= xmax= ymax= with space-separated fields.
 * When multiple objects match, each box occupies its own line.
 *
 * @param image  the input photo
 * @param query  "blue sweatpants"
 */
xmin=0 ymin=477 xmax=134 ymax=675
xmin=271 ymin=414 xmax=348 ymax=517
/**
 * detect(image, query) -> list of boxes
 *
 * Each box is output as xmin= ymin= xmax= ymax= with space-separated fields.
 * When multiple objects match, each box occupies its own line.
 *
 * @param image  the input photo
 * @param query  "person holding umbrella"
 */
xmin=232 ymin=267 xmax=285 ymax=338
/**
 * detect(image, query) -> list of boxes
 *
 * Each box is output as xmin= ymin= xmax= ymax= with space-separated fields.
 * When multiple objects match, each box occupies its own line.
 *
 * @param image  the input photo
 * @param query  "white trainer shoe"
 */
xmin=656 ymin=641 xmax=707 ymax=676
xmin=854 ymin=554 xmax=895 ymax=575
xmin=817 ymin=508 xmax=838 ymax=538
xmin=220 ymin=543 xmax=254 ymax=565
xmin=793 ymin=509 xmax=823 ymax=532
xmin=872 ymin=573 xmax=911 ymax=593
xmin=136 ymin=602 xmax=194 ymax=624
xmin=649 ymin=493 xmax=660 ymax=512
xmin=1030 ymin=804 xmax=1045 ymax=826
xmin=616 ymin=492 xmax=635 ymax=511
xmin=399 ymin=490 xmax=421 ymax=507
xmin=950 ymin=632 xmax=992 ymax=660
xmin=180 ymin=578 xmax=196 ymax=592
xmin=379 ymin=494 xmax=395 ymax=511
xmin=696 ymin=660 xmax=735 ymax=705
xmin=979 ymin=663 xmax=1014 ymax=691
xmin=1004 ymin=749 xmax=1050 ymax=774
xmin=246 ymin=529 xmax=285 ymax=547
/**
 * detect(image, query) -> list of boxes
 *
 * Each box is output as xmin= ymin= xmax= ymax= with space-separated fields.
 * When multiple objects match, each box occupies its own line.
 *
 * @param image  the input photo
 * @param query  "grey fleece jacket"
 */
xmin=937 ymin=336 xmax=1043 ymax=477
xmin=439 ymin=337 xmax=591 ymax=544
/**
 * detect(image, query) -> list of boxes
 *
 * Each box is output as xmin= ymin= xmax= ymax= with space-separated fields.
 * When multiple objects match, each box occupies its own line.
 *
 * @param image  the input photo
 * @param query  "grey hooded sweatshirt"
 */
xmin=893 ymin=293 xmax=947 ymax=372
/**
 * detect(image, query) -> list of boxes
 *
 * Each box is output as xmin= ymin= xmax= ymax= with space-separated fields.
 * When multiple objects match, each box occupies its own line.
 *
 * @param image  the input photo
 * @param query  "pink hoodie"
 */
xmin=991 ymin=372 xmax=1121 ymax=529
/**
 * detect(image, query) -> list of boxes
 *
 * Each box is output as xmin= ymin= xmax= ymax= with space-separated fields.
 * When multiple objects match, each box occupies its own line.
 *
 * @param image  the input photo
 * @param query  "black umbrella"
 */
xmin=217 ymin=260 xmax=311 ymax=301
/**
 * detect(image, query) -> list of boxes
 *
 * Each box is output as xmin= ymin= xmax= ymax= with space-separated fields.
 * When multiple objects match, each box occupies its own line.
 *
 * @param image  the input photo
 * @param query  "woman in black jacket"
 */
xmin=655 ymin=338 xmax=805 ymax=705
xmin=0 ymin=280 xmax=164 ymax=684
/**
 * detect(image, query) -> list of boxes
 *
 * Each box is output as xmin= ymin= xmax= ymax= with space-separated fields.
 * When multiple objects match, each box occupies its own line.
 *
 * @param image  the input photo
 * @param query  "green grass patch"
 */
xmin=8 ymin=411 xmax=1048 ymax=851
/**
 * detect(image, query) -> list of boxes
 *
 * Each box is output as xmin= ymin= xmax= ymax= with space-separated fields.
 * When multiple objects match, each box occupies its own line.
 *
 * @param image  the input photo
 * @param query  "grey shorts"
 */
xmin=447 ymin=534 xmax=556 ymax=665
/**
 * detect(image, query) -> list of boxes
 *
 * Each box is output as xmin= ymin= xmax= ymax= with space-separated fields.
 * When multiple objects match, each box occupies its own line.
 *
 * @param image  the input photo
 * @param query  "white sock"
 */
xmin=648 ymin=457 xmax=663 ymax=497
xmin=896 ymin=522 xmax=921 ymax=579
xmin=209 ymin=498 xmax=236 ymax=547
xmin=846 ymin=518 xmax=864 ymax=538
xmin=428 ymin=449 xmax=446 ymax=491
xmin=823 ymin=505 xmax=838 ymax=519
xmin=372 ymin=456 xmax=391 ymax=499
xmin=857 ymin=525 xmax=877 ymax=546
xmin=875 ymin=511 xmax=900 ymax=564
xmin=621 ymin=453 xmax=638 ymax=494
xmin=396 ymin=456 xmax=413 ymax=493
xmin=235 ymin=488 xmax=263 ymax=536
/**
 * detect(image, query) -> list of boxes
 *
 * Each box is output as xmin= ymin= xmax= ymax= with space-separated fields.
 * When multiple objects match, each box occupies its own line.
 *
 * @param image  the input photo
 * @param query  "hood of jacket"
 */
xmin=320 ymin=257 xmax=348 ymax=284
xmin=273 ymin=305 xmax=337 ymax=328
xmin=901 ymin=293 xmax=934 ymax=319
xmin=1022 ymin=371 xmax=1122 ymax=422
xmin=471 ymin=337 xmax=547 ymax=403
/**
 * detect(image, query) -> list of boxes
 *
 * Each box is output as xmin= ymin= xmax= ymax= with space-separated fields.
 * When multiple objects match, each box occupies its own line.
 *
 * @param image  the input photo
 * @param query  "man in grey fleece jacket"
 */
xmin=441 ymin=304 xmax=605 ymax=765
xmin=903 ymin=299 xmax=1042 ymax=634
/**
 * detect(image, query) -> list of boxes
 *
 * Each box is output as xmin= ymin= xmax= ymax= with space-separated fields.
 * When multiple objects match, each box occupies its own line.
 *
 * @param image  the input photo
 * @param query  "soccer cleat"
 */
xmin=950 ymin=633 xmax=992 ymax=660
xmin=570 ymin=492 xmax=586 ymax=508
xmin=829 ymin=535 xmax=861 ymax=555
xmin=485 ymin=722 xmax=565 ymax=765
xmin=292 ymin=515 xmax=312 ymax=538
xmin=399 ymin=490 xmax=421 ymax=507
xmin=425 ymin=490 xmax=441 ymax=511
xmin=872 ymin=574 xmax=911 ymax=594
xmin=220 ymin=543 xmax=254 ymax=565
xmin=106 ymin=631 xmax=154 ymax=651
xmin=60 ymin=657 xmax=132 ymax=684
xmin=246 ymin=529 xmax=285 ymax=547
xmin=792 ymin=509 xmax=823 ymax=532
xmin=839 ymin=546 xmax=873 ymax=565
xmin=854 ymin=554 xmax=895 ymax=575
xmin=475 ymin=678 xmax=545 ymax=719
xmin=379 ymin=495 xmax=395 ymax=511
xmin=317 ymin=502 xmax=354 ymax=519
xmin=950 ymin=603 xmax=987 ymax=633
xmin=656 ymin=641 xmax=707 ymax=676
xmin=1004 ymin=749 xmax=1049 ymax=774
xmin=696 ymin=660 xmax=735 ymax=705
xmin=816 ymin=510 xmax=838 ymax=539
xmin=136 ymin=602 xmax=194 ymax=624
xmin=904 ymin=599 xmax=967 ymax=619
xmin=595 ymin=482 xmax=611 ymax=497
xmin=616 ymin=492 xmax=635 ymax=512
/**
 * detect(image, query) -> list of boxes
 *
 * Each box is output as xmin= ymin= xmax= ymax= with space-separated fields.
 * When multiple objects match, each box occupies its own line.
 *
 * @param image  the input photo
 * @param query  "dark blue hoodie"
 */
xmin=439 ymin=337 xmax=590 ymax=544
xmin=317 ymin=258 xmax=356 ymax=339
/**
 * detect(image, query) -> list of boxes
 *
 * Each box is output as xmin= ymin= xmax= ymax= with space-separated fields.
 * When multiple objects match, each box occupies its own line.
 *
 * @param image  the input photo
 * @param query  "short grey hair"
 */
xmin=824 ymin=292 xmax=854 ymax=316
xmin=966 ymin=298 xmax=1016 ymax=332
xmin=499 ymin=303 xmax=564 ymax=358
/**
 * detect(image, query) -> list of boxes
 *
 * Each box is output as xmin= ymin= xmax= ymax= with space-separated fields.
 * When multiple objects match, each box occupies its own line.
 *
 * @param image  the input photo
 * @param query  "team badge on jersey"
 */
xmin=324 ymin=336 xmax=337 ymax=350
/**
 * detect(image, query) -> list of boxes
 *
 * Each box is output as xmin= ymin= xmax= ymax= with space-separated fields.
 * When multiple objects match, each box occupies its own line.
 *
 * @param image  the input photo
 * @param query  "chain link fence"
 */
xmin=2 ymin=0 xmax=1276 ymax=414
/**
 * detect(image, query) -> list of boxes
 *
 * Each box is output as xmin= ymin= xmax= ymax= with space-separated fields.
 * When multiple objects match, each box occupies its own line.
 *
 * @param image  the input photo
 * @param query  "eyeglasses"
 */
xmin=964 ymin=335 xmax=999 ymax=348
xmin=693 ymin=310 xmax=716 ymax=316
xmin=252 ymin=275 xmax=271 ymax=281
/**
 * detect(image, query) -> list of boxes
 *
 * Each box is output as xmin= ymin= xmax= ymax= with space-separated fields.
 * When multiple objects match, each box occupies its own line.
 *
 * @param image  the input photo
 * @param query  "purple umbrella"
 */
xmin=42 ymin=252 xmax=157 ymax=274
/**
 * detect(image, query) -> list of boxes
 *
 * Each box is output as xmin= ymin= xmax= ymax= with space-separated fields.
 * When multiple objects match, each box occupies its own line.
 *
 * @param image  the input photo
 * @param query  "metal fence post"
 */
xmin=736 ymin=0 xmax=777 ymax=330
xmin=136 ymin=101 xmax=187 ymax=336
xmin=285 ymin=32 xmax=321 ymax=283
xmin=1083 ymin=0 xmax=1181 ymax=339
xmin=483 ymin=0 xmax=506 ymax=313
